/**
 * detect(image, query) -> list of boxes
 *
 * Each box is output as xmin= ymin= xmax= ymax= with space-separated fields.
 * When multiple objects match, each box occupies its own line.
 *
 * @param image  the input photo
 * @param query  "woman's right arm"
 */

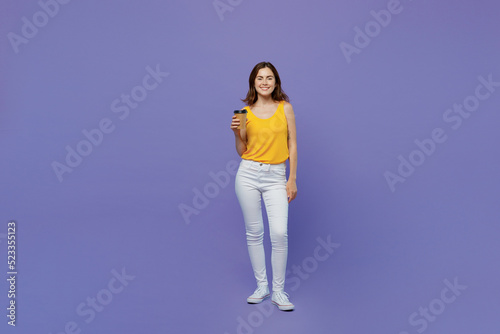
xmin=231 ymin=115 xmax=247 ymax=156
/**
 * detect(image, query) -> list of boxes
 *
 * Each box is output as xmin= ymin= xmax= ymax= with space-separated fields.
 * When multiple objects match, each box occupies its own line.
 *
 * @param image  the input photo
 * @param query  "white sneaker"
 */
xmin=247 ymin=285 xmax=270 ymax=304
xmin=271 ymin=291 xmax=294 ymax=311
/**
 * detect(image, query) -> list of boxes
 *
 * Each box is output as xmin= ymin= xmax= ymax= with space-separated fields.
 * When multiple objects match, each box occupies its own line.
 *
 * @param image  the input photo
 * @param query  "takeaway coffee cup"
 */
xmin=233 ymin=109 xmax=247 ymax=130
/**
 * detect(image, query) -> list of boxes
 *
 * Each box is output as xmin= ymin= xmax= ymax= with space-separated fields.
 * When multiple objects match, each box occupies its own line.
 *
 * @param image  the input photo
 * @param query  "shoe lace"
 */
xmin=254 ymin=285 xmax=268 ymax=295
xmin=274 ymin=291 xmax=291 ymax=303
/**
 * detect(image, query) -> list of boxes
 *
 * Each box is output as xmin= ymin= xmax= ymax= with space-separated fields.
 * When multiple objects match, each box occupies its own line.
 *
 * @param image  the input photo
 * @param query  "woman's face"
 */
xmin=254 ymin=67 xmax=276 ymax=97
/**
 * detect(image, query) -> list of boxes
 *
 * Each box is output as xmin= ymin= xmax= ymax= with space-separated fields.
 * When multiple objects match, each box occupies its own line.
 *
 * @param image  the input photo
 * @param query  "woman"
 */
xmin=230 ymin=61 xmax=297 ymax=311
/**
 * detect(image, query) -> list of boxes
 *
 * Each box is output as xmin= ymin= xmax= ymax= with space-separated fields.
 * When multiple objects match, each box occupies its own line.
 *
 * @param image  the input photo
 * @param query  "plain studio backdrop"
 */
xmin=1 ymin=0 xmax=499 ymax=333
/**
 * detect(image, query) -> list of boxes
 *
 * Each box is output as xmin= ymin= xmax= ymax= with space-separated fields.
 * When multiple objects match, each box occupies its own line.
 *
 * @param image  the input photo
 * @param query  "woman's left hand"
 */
xmin=286 ymin=179 xmax=297 ymax=203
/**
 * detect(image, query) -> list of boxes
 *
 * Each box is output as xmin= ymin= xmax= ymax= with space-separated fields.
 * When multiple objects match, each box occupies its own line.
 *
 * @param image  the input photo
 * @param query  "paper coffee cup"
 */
xmin=234 ymin=110 xmax=247 ymax=130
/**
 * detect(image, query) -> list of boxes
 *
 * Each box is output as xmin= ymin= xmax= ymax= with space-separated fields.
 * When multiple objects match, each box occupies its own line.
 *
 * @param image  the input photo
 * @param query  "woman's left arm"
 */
xmin=284 ymin=102 xmax=297 ymax=203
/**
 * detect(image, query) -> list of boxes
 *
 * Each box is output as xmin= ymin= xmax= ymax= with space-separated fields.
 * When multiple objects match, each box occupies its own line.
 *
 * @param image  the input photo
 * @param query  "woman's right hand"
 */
xmin=231 ymin=115 xmax=246 ymax=145
xmin=230 ymin=115 xmax=241 ymax=132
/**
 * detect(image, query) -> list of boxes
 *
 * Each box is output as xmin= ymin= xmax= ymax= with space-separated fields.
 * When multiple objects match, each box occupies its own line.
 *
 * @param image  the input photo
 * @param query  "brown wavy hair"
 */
xmin=241 ymin=61 xmax=290 ymax=106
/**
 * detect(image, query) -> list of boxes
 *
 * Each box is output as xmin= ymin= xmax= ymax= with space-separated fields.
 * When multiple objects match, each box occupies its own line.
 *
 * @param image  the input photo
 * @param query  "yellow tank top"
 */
xmin=241 ymin=101 xmax=289 ymax=164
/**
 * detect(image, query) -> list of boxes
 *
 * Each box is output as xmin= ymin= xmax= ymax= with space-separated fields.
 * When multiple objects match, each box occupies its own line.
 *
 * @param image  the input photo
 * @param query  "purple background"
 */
xmin=1 ymin=0 xmax=499 ymax=333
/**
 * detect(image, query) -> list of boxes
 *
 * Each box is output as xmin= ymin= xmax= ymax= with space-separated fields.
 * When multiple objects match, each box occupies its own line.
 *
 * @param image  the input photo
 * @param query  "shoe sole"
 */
xmin=272 ymin=300 xmax=295 ymax=311
xmin=247 ymin=294 xmax=270 ymax=304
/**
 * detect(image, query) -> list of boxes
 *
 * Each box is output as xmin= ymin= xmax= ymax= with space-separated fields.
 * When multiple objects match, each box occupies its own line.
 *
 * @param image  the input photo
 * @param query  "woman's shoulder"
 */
xmin=282 ymin=101 xmax=294 ymax=115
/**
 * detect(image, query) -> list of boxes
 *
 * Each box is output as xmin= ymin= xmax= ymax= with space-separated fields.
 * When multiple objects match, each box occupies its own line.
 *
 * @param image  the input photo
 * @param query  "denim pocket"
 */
xmin=271 ymin=167 xmax=286 ymax=176
xmin=239 ymin=160 xmax=252 ymax=170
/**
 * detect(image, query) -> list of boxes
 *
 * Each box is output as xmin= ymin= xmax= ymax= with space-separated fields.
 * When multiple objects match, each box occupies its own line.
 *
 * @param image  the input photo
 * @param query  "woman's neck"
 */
xmin=254 ymin=95 xmax=276 ymax=107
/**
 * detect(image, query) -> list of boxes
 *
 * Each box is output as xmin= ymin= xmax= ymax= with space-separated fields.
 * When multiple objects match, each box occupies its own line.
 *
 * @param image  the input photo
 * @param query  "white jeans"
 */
xmin=235 ymin=158 xmax=289 ymax=292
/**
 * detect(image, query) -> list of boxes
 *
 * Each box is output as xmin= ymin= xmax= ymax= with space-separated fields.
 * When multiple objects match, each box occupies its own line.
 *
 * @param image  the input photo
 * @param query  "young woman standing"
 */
xmin=230 ymin=61 xmax=297 ymax=311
